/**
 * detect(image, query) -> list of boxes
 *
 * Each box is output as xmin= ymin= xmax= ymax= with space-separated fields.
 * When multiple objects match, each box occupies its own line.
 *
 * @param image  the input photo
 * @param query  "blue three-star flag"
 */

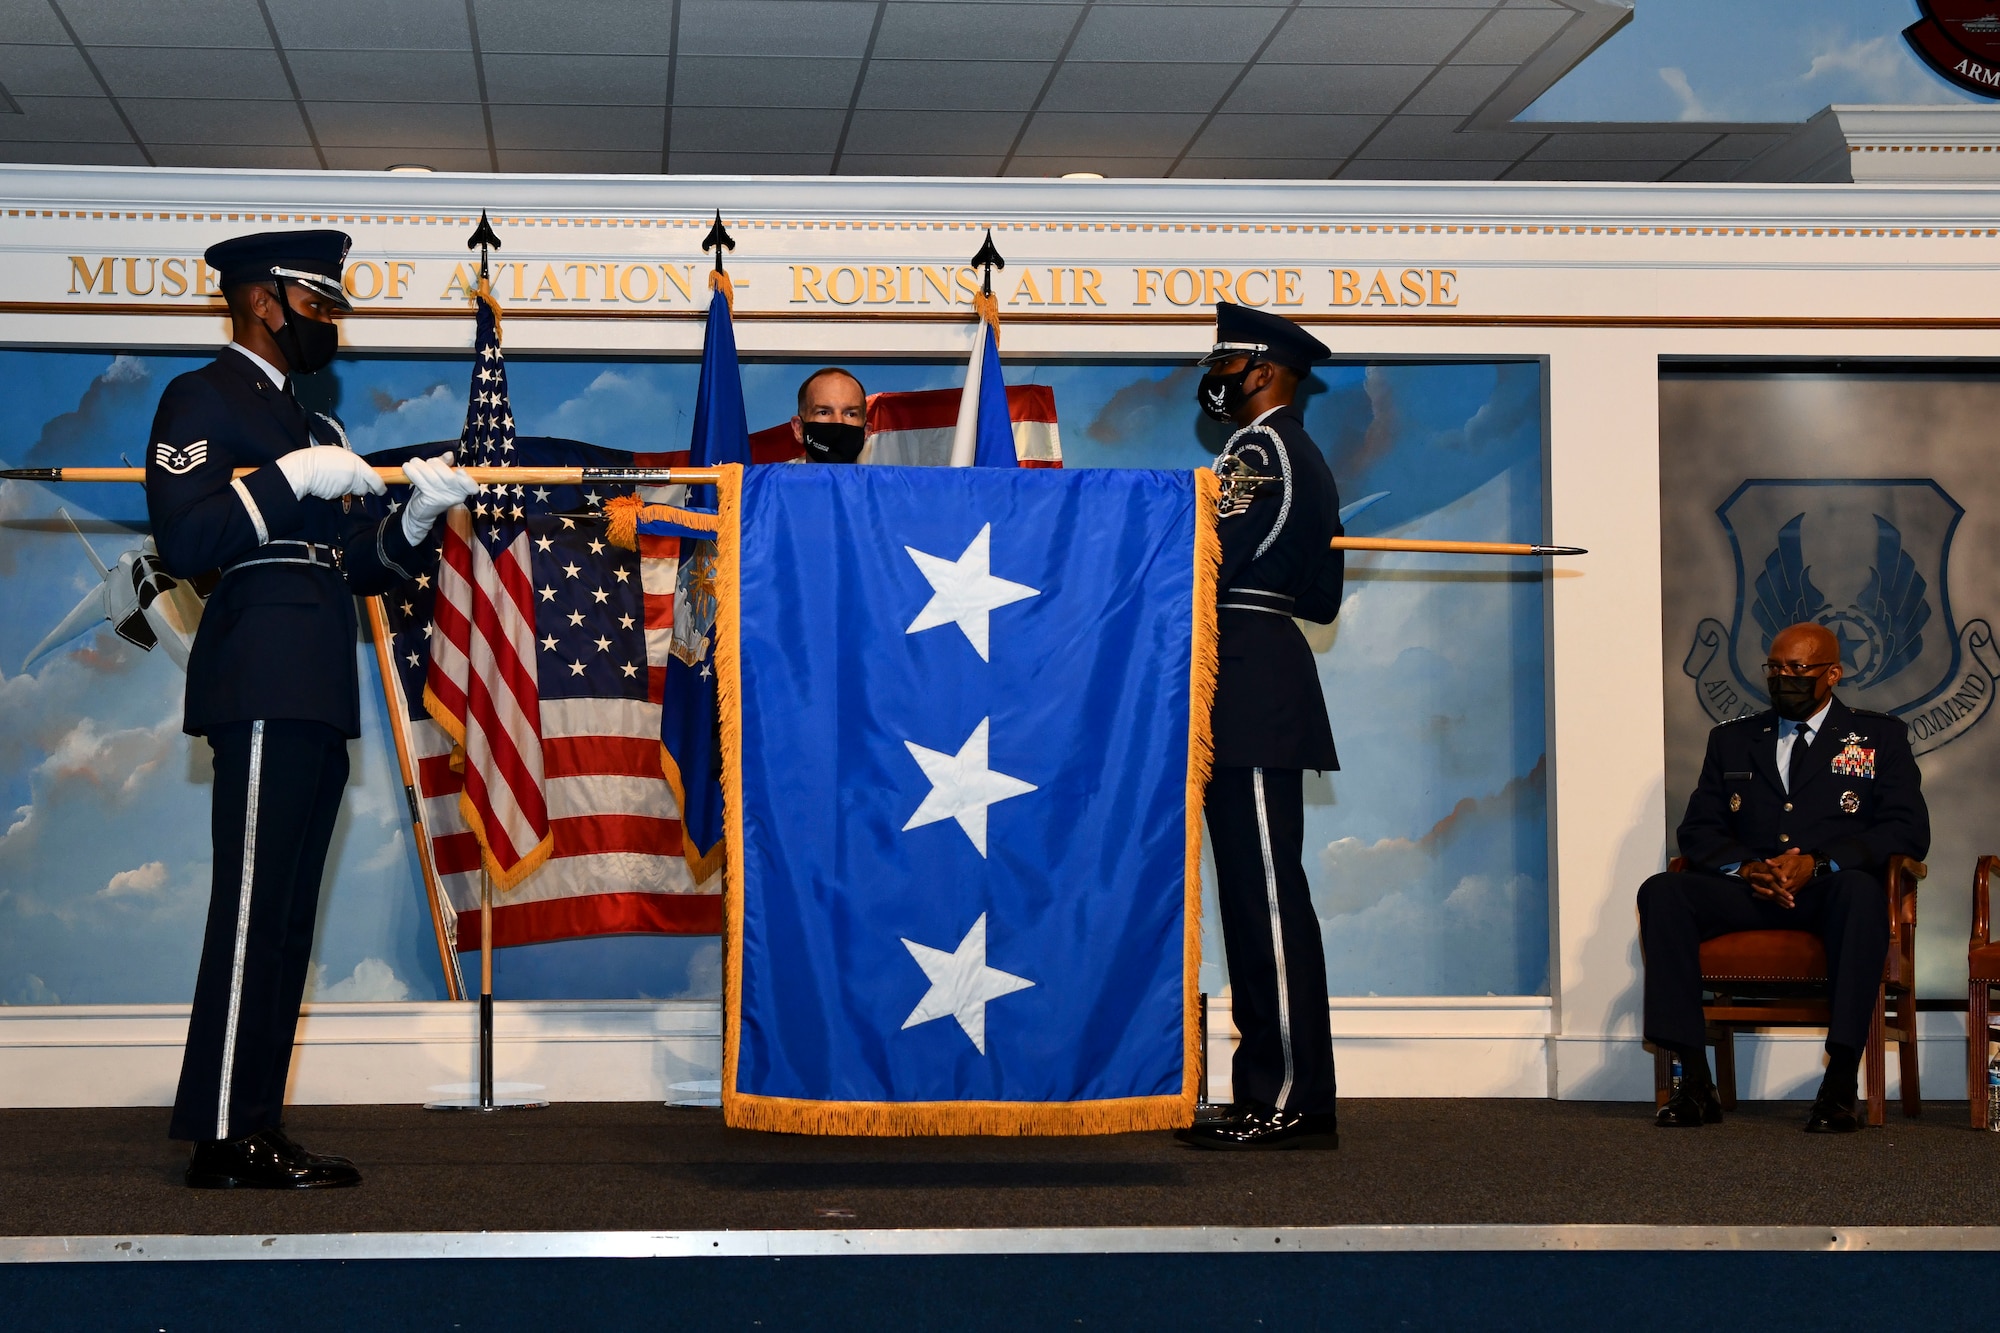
xmin=718 ymin=463 xmax=1221 ymax=1134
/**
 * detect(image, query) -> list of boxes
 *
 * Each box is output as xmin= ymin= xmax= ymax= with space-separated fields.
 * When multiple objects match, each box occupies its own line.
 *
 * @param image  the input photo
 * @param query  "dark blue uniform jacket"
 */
xmin=1211 ymin=403 xmax=1342 ymax=771
xmin=1676 ymin=696 xmax=1930 ymax=875
xmin=145 ymin=348 xmax=431 ymax=738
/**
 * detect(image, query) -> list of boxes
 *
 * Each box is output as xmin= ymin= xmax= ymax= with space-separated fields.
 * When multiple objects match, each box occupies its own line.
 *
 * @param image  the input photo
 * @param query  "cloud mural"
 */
xmin=0 ymin=347 xmax=1548 ymax=1005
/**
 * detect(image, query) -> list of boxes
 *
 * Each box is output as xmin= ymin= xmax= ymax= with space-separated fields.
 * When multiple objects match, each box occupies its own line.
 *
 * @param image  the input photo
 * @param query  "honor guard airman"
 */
xmin=1639 ymin=622 xmax=1929 ymax=1134
xmin=1176 ymin=303 xmax=1345 ymax=1151
xmin=149 ymin=230 xmax=477 ymax=1188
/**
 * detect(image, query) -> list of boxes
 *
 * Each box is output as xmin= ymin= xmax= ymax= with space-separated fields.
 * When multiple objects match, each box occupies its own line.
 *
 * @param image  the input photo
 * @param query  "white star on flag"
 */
xmin=904 ymin=523 xmax=1039 ymax=661
xmin=900 ymin=913 xmax=1034 ymax=1055
xmin=902 ymin=717 xmax=1036 ymax=856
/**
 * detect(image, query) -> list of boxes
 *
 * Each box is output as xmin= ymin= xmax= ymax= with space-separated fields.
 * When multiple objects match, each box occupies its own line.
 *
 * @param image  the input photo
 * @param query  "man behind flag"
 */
xmin=718 ymin=462 xmax=1219 ymax=1134
xmin=658 ymin=268 xmax=751 ymax=881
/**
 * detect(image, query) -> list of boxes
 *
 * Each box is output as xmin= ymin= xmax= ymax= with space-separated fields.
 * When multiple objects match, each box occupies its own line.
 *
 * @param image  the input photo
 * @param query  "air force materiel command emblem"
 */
xmin=152 ymin=440 xmax=208 ymax=475
xmin=1841 ymin=790 xmax=1862 ymax=814
xmin=1684 ymin=480 xmax=2000 ymax=756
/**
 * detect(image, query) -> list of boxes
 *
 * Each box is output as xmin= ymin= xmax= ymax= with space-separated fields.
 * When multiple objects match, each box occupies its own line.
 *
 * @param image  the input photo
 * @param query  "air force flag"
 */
xmin=718 ymin=463 xmax=1221 ymax=1134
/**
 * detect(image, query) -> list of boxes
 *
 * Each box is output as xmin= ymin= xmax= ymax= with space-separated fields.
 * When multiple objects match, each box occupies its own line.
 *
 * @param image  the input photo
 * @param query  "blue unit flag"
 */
xmin=718 ymin=463 xmax=1221 ymax=1135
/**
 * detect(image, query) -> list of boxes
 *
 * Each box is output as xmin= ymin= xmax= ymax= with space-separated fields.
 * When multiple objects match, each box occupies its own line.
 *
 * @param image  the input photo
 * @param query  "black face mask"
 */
xmin=1197 ymin=365 xmax=1254 ymax=423
xmin=269 ymin=282 xmax=341 ymax=376
xmin=800 ymin=420 xmax=865 ymax=464
xmin=1768 ymin=673 xmax=1824 ymax=722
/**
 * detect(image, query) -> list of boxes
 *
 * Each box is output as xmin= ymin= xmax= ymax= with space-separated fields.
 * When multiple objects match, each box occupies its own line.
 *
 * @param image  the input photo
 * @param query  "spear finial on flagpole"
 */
xmin=467 ymin=209 xmax=502 ymax=283
xmin=969 ymin=228 xmax=1004 ymax=330
xmin=702 ymin=210 xmax=736 ymax=307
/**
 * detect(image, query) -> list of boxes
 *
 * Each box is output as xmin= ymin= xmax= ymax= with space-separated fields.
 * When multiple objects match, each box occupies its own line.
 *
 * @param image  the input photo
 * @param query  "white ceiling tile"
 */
xmin=285 ymin=49 xmax=482 ymax=103
xmin=835 ymin=152 xmax=1006 ymax=175
xmin=1191 ymin=112 xmax=1374 ymax=159
xmin=675 ymin=56 xmax=860 ymax=108
xmin=669 ymin=105 xmax=847 ymax=153
xmin=473 ymin=0 xmax=676 ymax=54
xmin=1220 ymin=62 xmax=1427 ymax=115
xmin=268 ymin=0 xmax=470 ymax=51
xmin=842 ymin=108 xmax=1021 ymax=155
xmin=496 ymin=147 xmax=660 ymax=173
xmin=666 ymin=149 xmax=835 ymax=173
xmin=0 ymin=96 xmax=134 ymax=142
xmin=0 ymin=1 xmax=72 ymax=43
xmin=874 ymin=3 xmax=1082 ymax=61
xmin=121 ymin=97 xmax=311 ymax=145
xmin=1068 ymin=5 xmax=1285 ymax=63
xmin=307 ymin=99 xmax=489 ymax=147
xmin=90 ymin=45 xmax=293 ymax=99
xmin=0 ymin=139 xmax=151 ymax=165
xmin=490 ymin=103 xmax=665 ymax=151
xmin=1041 ymin=62 xmax=1240 ymax=114
xmin=1171 ymin=157 xmax=1336 ymax=179
xmin=678 ymin=0 xmax=880 ymax=59
xmin=1529 ymin=131 xmax=1718 ymax=161
xmin=321 ymin=145 xmax=494 ymax=170
xmin=1355 ymin=113 xmax=1541 ymax=160
xmin=483 ymin=53 xmax=670 ymax=105
xmin=1274 ymin=7 xmax=1483 ymax=65
xmin=1002 ymin=155 xmax=1174 ymax=177
xmin=57 ymin=0 xmax=267 ymax=48
xmin=0 ymin=43 xmax=100 ymax=98
xmin=1452 ymin=6 xmax=1571 ymax=66
xmin=1398 ymin=63 xmax=1513 ymax=116
xmin=1336 ymin=157 xmax=1511 ymax=181
xmin=1696 ymin=132 xmax=1787 ymax=162
xmin=1504 ymin=158 xmax=1683 ymax=181
xmin=151 ymin=143 xmax=322 ymax=167
xmin=1014 ymin=110 xmax=1204 ymax=156
xmin=857 ymin=59 xmax=1049 ymax=111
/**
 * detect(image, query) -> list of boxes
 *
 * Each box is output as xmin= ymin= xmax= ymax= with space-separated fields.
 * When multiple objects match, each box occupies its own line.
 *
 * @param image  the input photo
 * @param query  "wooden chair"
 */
xmin=1651 ymin=854 xmax=1924 ymax=1127
xmin=1967 ymin=855 xmax=2000 ymax=1128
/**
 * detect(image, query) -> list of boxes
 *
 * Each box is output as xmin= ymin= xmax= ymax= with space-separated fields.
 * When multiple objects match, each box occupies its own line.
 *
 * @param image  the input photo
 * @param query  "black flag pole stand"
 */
xmin=426 ymin=871 xmax=548 ymax=1112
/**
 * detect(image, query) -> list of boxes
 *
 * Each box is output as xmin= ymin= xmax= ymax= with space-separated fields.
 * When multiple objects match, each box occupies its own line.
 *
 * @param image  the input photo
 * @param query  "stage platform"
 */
xmin=5 ymin=1099 xmax=1999 ymax=1330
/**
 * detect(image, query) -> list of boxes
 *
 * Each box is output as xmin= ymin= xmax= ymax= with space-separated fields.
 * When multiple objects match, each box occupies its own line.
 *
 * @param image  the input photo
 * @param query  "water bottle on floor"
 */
xmin=1987 ymin=1053 xmax=2000 ymax=1131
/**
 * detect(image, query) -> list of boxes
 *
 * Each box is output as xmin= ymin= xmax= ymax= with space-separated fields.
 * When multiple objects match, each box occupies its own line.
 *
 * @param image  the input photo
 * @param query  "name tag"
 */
xmin=1724 ymin=771 xmax=1753 ymax=780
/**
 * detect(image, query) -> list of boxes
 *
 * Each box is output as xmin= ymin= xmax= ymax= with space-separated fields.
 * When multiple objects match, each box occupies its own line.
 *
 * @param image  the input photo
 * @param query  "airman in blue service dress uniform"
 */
xmin=149 ymin=230 xmax=475 ymax=1188
xmin=1640 ymin=622 xmax=1929 ymax=1134
xmin=1176 ymin=303 xmax=1345 ymax=1151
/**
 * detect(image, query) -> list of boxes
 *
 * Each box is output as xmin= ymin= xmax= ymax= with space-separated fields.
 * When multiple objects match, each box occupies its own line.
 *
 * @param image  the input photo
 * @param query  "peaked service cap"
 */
xmin=204 ymin=229 xmax=353 ymax=311
xmin=1197 ymin=301 xmax=1330 ymax=371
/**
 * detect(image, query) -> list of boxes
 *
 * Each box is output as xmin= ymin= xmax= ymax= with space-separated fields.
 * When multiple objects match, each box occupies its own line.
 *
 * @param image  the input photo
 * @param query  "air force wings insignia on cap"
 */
xmin=153 ymin=440 xmax=207 ymax=474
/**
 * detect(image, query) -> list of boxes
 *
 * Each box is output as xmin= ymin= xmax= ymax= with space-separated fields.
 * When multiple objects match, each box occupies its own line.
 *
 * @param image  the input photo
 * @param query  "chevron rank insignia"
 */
xmin=153 ymin=440 xmax=208 ymax=474
xmin=1831 ymin=742 xmax=1875 ymax=779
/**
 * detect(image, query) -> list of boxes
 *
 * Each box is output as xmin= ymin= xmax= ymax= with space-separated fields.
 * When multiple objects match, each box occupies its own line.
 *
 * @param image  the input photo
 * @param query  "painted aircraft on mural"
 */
xmin=23 ymin=509 xmax=209 ymax=672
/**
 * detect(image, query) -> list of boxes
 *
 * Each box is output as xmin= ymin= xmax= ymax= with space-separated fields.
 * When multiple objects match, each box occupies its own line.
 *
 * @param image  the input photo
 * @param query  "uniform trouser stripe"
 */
xmin=215 ymin=719 xmax=264 ymax=1140
xmin=1251 ymin=766 xmax=1296 ymax=1111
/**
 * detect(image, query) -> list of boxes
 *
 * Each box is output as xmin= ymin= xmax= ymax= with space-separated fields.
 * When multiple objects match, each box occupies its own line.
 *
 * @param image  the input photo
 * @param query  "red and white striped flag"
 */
xmin=422 ymin=286 xmax=553 ymax=891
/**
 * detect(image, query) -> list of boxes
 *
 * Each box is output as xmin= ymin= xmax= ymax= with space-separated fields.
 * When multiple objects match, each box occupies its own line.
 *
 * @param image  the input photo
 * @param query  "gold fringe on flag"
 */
xmin=602 ymin=493 xmax=723 ymax=553
xmin=720 ymin=467 xmax=1224 ymax=1135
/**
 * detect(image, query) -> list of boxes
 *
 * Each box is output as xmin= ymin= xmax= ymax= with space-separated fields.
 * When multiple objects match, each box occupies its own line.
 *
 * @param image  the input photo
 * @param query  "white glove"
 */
xmin=277 ymin=445 xmax=387 ymax=501
xmin=400 ymin=451 xmax=480 ymax=544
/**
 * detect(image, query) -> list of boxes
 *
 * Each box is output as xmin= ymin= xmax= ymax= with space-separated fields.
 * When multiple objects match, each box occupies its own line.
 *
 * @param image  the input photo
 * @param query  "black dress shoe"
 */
xmin=186 ymin=1128 xmax=362 ymax=1190
xmin=1175 ymin=1105 xmax=1339 ymax=1151
xmin=266 ymin=1126 xmax=355 ymax=1170
xmin=1654 ymin=1084 xmax=1723 ymax=1128
xmin=1191 ymin=1101 xmax=1243 ymax=1125
xmin=1804 ymin=1095 xmax=1861 ymax=1134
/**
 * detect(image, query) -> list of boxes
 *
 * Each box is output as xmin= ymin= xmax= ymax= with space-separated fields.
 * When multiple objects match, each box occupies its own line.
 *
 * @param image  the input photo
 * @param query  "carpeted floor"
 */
xmin=2 ymin=1098 xmax=1997 ymax=1237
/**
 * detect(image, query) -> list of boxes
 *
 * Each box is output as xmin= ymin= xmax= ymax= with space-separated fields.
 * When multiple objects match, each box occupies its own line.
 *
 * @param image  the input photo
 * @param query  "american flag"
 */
xmin=422 ymin=288 xmax=553 ymax=891
xmin=371 ymin=298 xmax=720 ymax=950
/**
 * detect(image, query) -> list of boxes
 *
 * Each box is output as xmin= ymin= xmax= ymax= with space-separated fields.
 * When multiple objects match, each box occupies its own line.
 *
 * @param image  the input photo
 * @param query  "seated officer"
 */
xmin=1639 ymin=621 xmax=1929 ymax=1133
xmin=791 ymin=366 xmax=867 ymax=463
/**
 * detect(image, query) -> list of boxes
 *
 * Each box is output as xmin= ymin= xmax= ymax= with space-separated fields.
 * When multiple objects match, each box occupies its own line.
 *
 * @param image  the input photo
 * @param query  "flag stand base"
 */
xmin=426 ymin=874 xmax=546 ymax=1112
